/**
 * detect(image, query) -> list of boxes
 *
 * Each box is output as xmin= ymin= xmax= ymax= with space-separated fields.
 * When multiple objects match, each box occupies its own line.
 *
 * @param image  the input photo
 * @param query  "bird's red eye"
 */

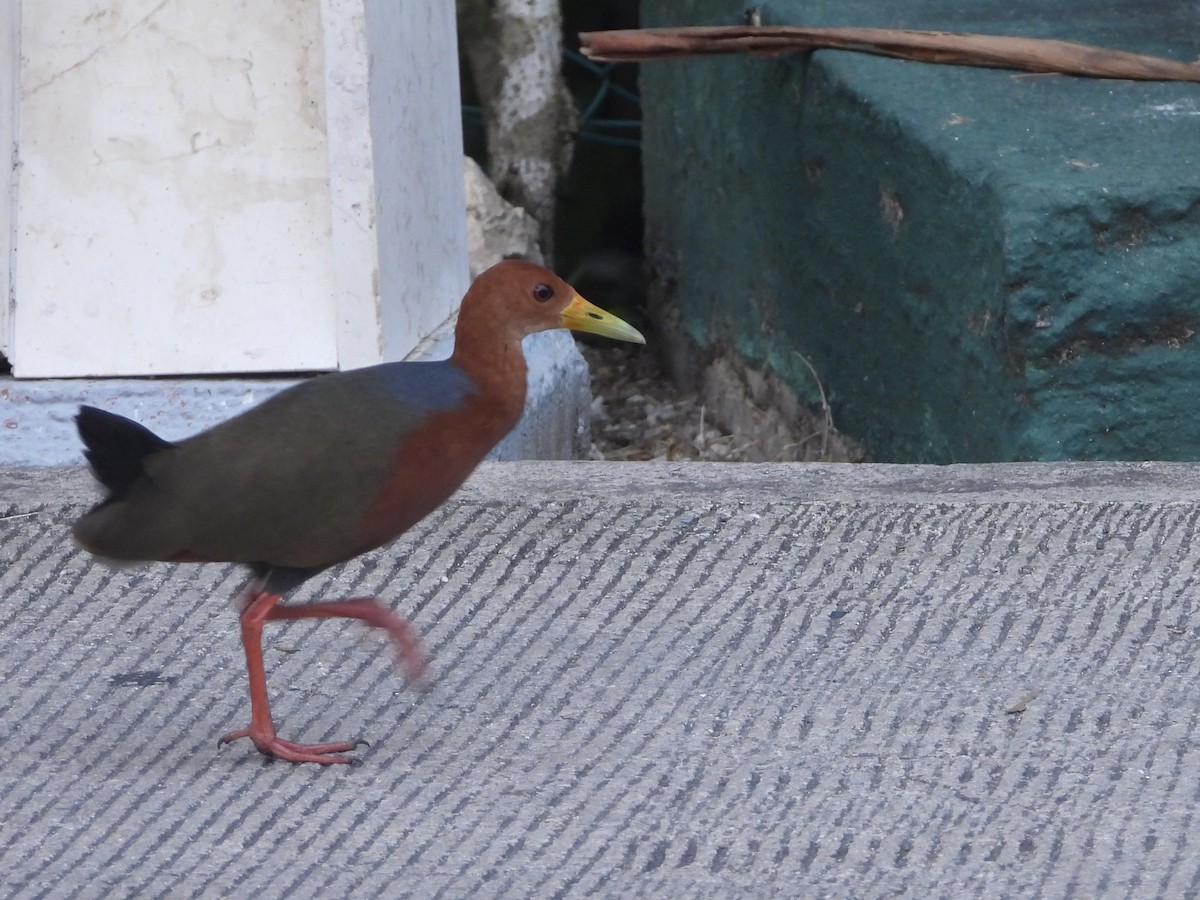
xmin=532 ymin=283 xmax=554 ymax=303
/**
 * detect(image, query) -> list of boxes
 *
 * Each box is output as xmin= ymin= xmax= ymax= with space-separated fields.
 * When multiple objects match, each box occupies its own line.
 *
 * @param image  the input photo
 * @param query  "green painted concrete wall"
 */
xmin=641 ymin=0 xmax=1200 ymax=461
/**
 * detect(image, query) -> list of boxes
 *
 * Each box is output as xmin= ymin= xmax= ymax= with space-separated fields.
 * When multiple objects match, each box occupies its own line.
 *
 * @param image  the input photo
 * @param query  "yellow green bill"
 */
xmin=561 ymin=294 xmax=646 ymax=344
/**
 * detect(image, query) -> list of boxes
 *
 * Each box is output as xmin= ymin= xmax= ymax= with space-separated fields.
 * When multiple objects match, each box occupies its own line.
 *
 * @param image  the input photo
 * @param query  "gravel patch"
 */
xmin=581 ymin=342 xmax=754 ymax=461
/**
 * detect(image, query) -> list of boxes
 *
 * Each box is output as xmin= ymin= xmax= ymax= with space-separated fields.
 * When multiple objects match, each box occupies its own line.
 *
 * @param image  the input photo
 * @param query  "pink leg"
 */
xmin=265 ymin=597 xmax=426 ymax=681
xmin=218 ymin=587 xmax=426 ymax=765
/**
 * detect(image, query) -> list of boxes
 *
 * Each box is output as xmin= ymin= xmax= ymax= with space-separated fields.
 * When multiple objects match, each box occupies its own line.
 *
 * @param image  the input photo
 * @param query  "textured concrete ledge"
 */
xmin=4 ymin=460 xmax=1200 ymax=896
xmin=14 ymin=459 xmax=1200 ymax=512
xmin=0 ymin=329 xmax=591 ymax=466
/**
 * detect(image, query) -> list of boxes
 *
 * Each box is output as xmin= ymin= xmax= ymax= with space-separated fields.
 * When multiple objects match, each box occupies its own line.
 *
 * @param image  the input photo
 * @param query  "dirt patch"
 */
xmin=581 ymin=342 xmax=750 ymax=461
xmin=581 ymin=341 xmax=866 ymax=462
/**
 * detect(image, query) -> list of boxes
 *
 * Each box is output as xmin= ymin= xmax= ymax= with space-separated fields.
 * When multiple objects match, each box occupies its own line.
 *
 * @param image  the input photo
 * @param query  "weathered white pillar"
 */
xmin=2 ymin=0 xmax=467 ymax=378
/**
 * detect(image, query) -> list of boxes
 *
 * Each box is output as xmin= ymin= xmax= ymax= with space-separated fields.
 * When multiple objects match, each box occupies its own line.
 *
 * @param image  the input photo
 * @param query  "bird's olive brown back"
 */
xmin=75 ymin=367 xmax=445 ymax=568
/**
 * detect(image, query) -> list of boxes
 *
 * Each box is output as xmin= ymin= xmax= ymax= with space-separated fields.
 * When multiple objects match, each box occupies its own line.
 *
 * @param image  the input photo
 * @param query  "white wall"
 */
xmin=363 ymin=0 xmax=468 ymax=366
xmin=0 ymin=0 xmax=17 ymax=365
xmin=322 ymin=0 xmax=468 ymax=370
xmin=8 ymin=0 xmax=467 ymax=377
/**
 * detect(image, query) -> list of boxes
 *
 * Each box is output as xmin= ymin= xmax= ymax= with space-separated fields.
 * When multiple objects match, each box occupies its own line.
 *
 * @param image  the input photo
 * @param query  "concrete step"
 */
xmin=4 ymin=460 xmax=1200 ymax=896
xmin=0 ymin=329 xmax=591 ymax=465
xmin=641 ymin=0 xmax=1200 ymax=462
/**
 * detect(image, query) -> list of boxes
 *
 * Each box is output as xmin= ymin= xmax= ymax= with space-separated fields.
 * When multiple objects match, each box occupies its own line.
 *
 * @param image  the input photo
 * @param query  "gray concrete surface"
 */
xmin=0 ymin=329 xmax=591 ymax=466
xmin=3 ymin=460 xmax=1200 ymax=897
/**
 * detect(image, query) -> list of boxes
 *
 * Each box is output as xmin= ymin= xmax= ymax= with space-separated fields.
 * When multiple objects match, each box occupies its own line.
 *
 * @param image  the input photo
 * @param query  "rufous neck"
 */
xmin=450 ymin=327 xmax=528 ymax=430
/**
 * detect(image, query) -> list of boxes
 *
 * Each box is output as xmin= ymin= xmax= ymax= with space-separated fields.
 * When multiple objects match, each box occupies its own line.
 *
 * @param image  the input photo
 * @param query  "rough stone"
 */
xmin=640 ymin=0 xmax=1200 ymax=462
xmin=463 ymin=155 xmax=544 ymax=277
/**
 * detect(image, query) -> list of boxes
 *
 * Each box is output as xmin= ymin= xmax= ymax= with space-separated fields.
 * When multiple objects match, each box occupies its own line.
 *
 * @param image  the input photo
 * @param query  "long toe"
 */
xmin=218 ymin=728 xmax=366 ymax=765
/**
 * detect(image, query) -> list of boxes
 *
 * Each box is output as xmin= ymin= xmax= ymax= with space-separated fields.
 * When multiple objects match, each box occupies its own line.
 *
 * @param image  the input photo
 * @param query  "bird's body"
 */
xmin=77 ymin=358 xmax=509 ymax=577
xmin=73 ymin=260 xmax=644 ymax=763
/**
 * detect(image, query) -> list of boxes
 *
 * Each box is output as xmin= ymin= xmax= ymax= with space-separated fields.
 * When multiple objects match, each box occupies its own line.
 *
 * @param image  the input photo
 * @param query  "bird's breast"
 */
xmin=352 ymin=398 xmax=520 ymax=556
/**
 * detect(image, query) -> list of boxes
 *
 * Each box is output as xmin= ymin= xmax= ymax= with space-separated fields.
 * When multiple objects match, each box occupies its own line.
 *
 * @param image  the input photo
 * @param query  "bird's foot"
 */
xmin=218 ymin=727 xmax=368 ymax=765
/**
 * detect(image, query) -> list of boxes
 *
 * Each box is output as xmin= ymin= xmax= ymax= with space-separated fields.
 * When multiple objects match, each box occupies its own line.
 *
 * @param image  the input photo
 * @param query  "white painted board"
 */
xmin=9 ymin=0 xmax=467 ymax=378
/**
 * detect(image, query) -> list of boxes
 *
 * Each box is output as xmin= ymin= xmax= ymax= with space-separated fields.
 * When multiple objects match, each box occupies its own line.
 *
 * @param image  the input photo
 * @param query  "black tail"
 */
xmin=76 ymin=406 xmax=176 ymax=498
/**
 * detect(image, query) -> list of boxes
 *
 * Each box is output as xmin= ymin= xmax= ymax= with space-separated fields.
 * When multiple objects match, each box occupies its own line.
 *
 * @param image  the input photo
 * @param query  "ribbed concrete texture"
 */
xmin=4 ymin=462 xmax=1200 ymax=897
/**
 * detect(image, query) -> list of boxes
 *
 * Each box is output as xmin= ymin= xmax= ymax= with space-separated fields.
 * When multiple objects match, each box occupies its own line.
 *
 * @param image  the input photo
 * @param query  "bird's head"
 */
xmin=457 ymin=259 xmax=646 ymax=346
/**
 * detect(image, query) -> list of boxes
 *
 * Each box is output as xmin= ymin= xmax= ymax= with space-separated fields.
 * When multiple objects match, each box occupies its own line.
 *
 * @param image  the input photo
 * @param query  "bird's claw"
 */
xmin=217 ymin=727 xmax=368 ymax=765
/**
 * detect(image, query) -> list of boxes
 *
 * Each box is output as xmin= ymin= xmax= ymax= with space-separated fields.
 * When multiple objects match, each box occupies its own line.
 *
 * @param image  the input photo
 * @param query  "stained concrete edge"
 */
xmin=455 ymin=460 xmax=1200 ymax=505
xmin=0 ymin=328 xmax=591 ymax=467
xmin=9 ymin=460 xmax=1200 ymax=518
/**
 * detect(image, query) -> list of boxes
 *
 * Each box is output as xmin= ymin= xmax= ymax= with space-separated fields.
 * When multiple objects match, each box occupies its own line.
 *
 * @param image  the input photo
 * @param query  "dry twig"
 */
xmin=580 ymin=26 xmax=1200 ymax=83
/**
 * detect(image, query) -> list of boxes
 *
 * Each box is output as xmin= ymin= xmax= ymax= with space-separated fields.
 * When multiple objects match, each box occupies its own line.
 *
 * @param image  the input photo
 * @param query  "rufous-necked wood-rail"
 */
xmin=73 ymin=259 xmax=645 ymax=765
